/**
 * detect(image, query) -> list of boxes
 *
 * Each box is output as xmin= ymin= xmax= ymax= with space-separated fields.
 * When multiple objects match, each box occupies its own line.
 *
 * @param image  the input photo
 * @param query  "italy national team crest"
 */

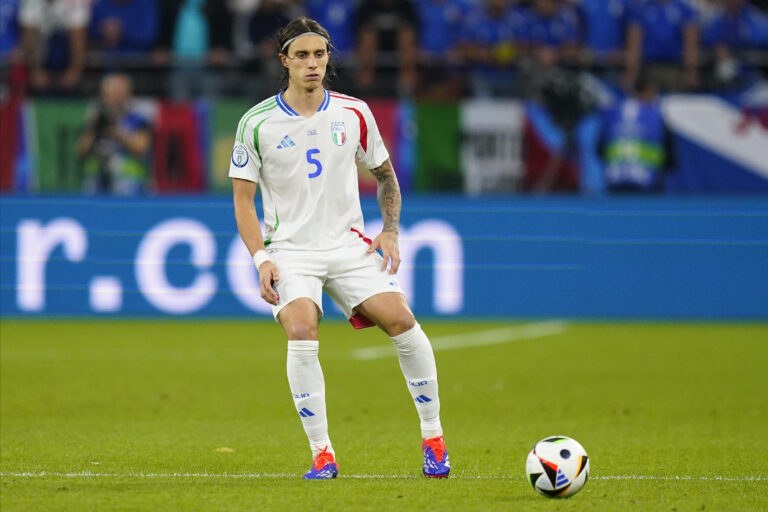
xmin=331 ymin=121 xmax=347 ymax=146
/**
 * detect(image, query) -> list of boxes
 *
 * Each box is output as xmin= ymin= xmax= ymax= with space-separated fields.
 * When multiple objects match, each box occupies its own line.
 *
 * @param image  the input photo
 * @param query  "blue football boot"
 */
xmin=303 ymin=447 xmax=338 ymax=480
xmin=422 ymin=435 xmax=450 ymax=478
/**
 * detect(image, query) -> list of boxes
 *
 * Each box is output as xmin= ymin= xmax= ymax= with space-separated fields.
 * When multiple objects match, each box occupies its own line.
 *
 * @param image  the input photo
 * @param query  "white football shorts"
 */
xmin=267 ymin=238 xmax=405 ymax=329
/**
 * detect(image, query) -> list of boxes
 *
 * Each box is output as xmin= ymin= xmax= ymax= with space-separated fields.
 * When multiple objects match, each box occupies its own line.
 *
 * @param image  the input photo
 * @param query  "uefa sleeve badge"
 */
xmin=232 ymin=143 xmax=249 ymax=167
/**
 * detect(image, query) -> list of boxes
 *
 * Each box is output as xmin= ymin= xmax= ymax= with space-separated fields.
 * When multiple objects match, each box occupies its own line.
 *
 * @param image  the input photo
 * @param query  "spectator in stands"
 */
xmin=595 ymin=72 xmax=675 ymax=193
xmin=246 ymin=0 xmax=292 ymax=96
xmin=691 ymin=0 xmax=721 ymax=23
xmin=414 ymin=0 xmax=470 ymax=98
xmin=416 ymin=0 xmax=469 ymax=60
xmin=624 ymin=0 xmax=701 ymax=92
xmin=704 ymin=0 xmax=768 ymax=89
xmin=19 ymin=0 xmax=90 ymax=93
xmin=248 ymin=0 xmax=294 ymax=56
xmin=304 ymin=0 xmax=358 ymax=57
xmin=152 ymin=0 xmax=235 ymax=99
xmin=574 ymin=0 xmax=629 ymax=68
xmin=302 ymin=1 xmax=357 ymax=93
xmin=229 ymin=0 xmax=258 ymax=59
xmin=457 ymin=0 xmax=529 ymax=97
xmin=356 ymin=0 xmax=419 ymax=96
xmin=77 ymin=73 xmax=151 ymax=195
xmin=526 ymin=0 xmax=581 ymax=67
xmin=90 ymin=0 xmax=159 ymax=58
xmin=1 ymin=0 xmax=21 ymax=62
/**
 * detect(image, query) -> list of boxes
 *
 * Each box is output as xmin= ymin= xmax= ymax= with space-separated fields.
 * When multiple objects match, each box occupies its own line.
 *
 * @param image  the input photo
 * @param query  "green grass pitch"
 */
xmin=1 ymin=320 xmax=767 ymax=511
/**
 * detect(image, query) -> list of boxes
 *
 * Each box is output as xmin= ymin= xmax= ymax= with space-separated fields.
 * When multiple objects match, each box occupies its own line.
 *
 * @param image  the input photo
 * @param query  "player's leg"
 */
xmin=355 ymin=293 xmax=443 ymax=437
xmin=269 ymin=249 xmax=337 ymax=479
xmin=355 ymin=293 xmax=450 ymax=477
xmin=324 ymin=242 xmax=449 ymax=476
xmin=278 ymin=298 xmax=338 ymax=479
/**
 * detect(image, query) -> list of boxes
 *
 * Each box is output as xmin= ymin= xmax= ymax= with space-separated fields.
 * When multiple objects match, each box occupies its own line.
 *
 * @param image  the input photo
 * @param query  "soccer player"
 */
xmin=229 ymin=17 xmax=449 ymax=480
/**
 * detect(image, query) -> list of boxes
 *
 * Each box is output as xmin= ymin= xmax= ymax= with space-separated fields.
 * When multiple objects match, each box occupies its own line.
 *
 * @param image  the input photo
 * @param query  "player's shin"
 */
xmin=286 ymin=340 xmax=333 ymax=458
xmin=390 ymin=323 xmax=443 ymax=438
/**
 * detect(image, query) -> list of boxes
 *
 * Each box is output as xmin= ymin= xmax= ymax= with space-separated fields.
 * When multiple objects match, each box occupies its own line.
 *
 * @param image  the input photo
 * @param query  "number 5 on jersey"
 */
xmin=307 ymin=149 xmax=322 ymax=178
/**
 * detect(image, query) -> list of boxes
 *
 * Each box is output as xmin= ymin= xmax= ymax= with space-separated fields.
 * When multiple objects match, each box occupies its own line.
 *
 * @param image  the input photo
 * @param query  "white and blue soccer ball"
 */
xmin=525 ymin=436 xmax=590 ymax=498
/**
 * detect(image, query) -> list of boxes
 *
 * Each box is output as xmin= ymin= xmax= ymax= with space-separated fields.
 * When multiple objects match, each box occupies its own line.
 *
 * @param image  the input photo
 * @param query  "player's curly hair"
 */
xmin=276 ymin=17 xmax=337 ymax=90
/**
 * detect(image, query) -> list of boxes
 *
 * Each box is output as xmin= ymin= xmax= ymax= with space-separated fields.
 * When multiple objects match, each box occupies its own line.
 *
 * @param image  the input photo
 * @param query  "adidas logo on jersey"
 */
xmin=276 ymin=135 xmax=296 ymax=149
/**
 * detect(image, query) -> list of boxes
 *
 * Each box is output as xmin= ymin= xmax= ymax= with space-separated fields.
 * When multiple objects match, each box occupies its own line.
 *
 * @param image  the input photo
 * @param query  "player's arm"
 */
xmin=367 ymin=158 xmax=401 ymax=274
xmin=232 ymin=177 xmax=279 ymax=305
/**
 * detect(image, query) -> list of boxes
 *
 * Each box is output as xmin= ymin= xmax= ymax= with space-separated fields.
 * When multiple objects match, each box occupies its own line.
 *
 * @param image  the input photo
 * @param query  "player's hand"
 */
xmin=368 ymin=231 xmax=401 ymax=274
xmin=258 ymin=261 xmax=280 ymax=305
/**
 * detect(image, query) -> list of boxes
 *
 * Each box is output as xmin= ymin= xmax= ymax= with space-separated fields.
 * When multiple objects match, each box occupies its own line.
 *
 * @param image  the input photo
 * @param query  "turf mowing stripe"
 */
xmin=352 ymin=320 xmax=569 ymax=360
xmin=1 ymin=472 xmax=766 ymax=482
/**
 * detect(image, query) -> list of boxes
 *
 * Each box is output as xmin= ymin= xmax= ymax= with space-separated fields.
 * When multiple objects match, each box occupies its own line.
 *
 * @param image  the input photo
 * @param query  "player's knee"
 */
xmin=285 ymin=323 xmax=318 ymax=341
xmin=383 ymin=310 xmax=416 ymax=337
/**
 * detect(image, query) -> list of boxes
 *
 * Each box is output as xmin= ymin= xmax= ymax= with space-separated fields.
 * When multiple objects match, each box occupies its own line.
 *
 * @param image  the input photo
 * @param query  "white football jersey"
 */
xmin=229 ymin=90 xmax=390 ymax=251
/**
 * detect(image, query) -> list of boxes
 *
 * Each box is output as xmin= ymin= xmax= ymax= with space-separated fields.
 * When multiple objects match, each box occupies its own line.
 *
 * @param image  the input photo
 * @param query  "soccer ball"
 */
xmin=525 ymin=436 xmax=589 ymax=498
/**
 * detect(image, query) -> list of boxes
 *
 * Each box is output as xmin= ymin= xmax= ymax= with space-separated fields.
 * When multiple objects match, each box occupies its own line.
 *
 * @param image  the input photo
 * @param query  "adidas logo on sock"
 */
xmin=276 ymin=135 xmax=296 ymax=149
xmin=414 ymin=395 xmax=432 ymax=403
xmin=298 ymin=407 xmax=315 ymax=417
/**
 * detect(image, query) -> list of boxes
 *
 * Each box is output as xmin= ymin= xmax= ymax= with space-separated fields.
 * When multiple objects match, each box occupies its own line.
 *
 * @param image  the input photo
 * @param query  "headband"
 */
xmin=281 ymin=32 xmax=329 ymax=52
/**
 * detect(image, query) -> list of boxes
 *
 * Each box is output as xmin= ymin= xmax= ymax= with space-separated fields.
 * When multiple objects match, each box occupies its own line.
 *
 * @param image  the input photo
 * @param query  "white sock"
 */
xmin=286 ymin=340 xmax=334 ymax=459
xmin=390 ymin=323 xmax=443 ymax=439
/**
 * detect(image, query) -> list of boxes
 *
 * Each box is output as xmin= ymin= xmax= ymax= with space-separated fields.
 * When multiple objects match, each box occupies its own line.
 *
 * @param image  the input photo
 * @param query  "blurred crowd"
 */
xmin=1 ymin=0 xmax=768 ymax=99
xmin=2 ymin=0 xmax=767 ymax=196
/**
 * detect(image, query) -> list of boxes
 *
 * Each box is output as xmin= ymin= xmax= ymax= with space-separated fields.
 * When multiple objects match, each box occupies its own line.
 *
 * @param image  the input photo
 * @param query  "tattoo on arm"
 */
xmin=369 ymin=159 xmax=401 ymax=234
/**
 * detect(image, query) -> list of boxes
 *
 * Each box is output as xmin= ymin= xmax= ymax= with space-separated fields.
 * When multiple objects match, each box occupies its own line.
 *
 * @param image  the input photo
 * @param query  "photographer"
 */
xmin=77 ymin=74 xmax=151 ymax=194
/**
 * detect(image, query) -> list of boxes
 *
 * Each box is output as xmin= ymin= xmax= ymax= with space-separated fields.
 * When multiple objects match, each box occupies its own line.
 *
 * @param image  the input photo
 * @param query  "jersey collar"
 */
xmin=277 ymin=89 xmax=331 ymax=117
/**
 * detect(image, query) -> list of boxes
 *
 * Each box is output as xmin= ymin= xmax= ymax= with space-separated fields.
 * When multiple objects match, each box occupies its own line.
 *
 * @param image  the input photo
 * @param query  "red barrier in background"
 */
xmin=0 ymin=96 xmax=21 ymax=191
xmin=153 ymin=101 xmax=205 ymax=192
xmin=360 ymin=99 xmax=400 ymax=196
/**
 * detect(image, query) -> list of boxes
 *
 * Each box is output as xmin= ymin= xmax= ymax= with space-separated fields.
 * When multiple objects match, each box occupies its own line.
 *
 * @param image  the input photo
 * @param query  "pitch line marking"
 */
xmin=2 ymin=472 xmax=765 ymax=482
xmin=352 ymin=320 xmax=569 ymax=360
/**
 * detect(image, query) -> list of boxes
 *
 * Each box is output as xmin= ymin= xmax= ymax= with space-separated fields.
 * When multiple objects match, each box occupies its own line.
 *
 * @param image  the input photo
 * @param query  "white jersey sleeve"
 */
xmin=228 ymin=111 xmax=262 ymax=183
xmin=355 ymin=102 xmax=390 ymax=170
